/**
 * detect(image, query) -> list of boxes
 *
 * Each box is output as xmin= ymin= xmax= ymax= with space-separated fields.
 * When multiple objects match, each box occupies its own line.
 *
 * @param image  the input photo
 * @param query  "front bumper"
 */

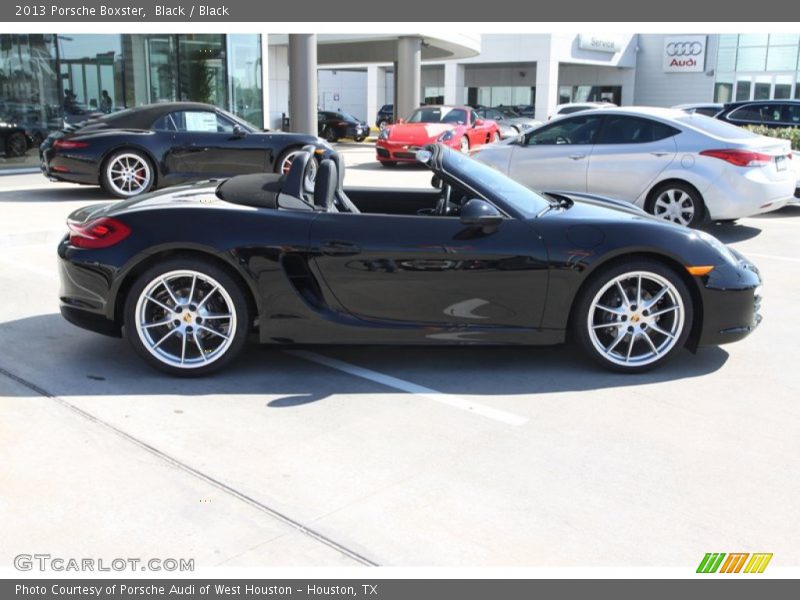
xmin=376 ymin=138 xmax=458 ymax=162
xmin=696 ymin=256 xmax=762 ymax=347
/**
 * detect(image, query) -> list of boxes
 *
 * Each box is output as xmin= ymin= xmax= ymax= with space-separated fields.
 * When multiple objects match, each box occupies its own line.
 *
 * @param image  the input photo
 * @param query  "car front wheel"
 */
xmin=459 ymin=137 xmax=470 ymax=153
xmin=573 ymin=260 xmax=693 ymax=373
xmin=123 ymin=258 xmax=250 ymax=376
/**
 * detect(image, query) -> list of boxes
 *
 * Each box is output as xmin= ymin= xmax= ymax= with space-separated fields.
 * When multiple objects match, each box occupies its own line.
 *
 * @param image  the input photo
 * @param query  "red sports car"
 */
xmin=376 ymin=105 xmax=500 ymax=166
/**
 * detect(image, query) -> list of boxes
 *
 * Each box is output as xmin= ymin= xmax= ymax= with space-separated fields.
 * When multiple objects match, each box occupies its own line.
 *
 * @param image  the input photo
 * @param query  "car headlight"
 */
xmin=378 ymin=128 xmax=389 ymax=140
xmin=694 ymin=230 xmax=738 ymax=266
xmin=437 ymin=130 xmax=455 ymax=142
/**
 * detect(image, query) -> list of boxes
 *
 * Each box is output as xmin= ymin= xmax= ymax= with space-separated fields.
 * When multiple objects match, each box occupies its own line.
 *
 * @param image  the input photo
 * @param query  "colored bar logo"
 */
xmin=696 ymin=553 xmax=773 ymax=573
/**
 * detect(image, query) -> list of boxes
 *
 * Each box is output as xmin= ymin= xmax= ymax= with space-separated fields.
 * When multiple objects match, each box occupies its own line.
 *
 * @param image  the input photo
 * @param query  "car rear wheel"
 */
xmin=5 ymin=132 xmax=28 ymax=157
xmin=648 ymin=182 xmax=705 ymax=228
xmin=323 ymin=128 xmax=338 ymax=143
xmin=102 ymin=150 xmax=155 ymax=198
xmin=276 ymin=147 xmax=318 ymax=185
xmin=573 ymin=259 xmax=693 ymax=373
xmin=124 ymin=258 xmax=250 ymax=376
xmin=490 ymin=132 xmax=500 ymax=143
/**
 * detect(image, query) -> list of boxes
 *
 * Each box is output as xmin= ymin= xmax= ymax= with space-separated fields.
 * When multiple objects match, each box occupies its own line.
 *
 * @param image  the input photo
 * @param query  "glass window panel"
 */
xmin=511 ymin=86 xmax=532 ymax=105
xmin=718 ymin=34 xmax=739 ymax=48
xmin=736 ymin=78 xmax=752 ymax=101
xmin=796 ymin=80 xmax=800 ymax=100
xmin=775 ymin=75 xmax=792 ymax=99
xmin=768 ymin=34 xmax=800 ymax=46
xmin=58 ymin=35 xmax=123 ymax=116
xmin=767 ymin=45 xmax=798 ymax=71
xmin=477 ymin=87 xmax=491 ymax=106
xmin=558 ymin=86 xmax=572 ymax=103
xmin=737 ymin=46 xmax=767 ymax=71
xmin=491 ymin=86 xmax=512 ymax=106
xmin=738 ymin=34 xmax=769 ymax=47
xmin=178 ymin=34 xmax=226 ymax=106
xmin=754 ymin=82 xmax=771 ymax=100
xmin=716 ymin=47 xmax=737 ymax=72
xmin=714 ymin=81 xmax=734 ymax=103
xmin=227 ymin=34 xmax=262 ymax=128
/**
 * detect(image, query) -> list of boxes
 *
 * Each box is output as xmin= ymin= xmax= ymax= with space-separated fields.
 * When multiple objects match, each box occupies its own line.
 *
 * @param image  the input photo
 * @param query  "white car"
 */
xmin=547 ymin=101 xmax=616 ymax=121
xmin=472 ymin=107 xmax=795 ymax=227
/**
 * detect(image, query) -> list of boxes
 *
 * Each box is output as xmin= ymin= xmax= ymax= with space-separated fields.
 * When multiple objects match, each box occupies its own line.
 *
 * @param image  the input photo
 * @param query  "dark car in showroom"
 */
xmin=318 ymin=110 xmax=369 ymax=142
xmin=40 ymin=102 xmax=329 ymax=198
xmin=715 ymin=100 xmax=800 ymax=129
xmin=57 ymin=144 xmax=762 ymax=376
xmin=1 ymin=120 xmax=32 ymax=157
xmin=376 ymin=104 xmax=393 ymax=128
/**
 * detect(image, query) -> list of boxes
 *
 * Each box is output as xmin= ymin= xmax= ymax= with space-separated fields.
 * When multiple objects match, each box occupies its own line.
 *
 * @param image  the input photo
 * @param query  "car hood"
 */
xmin=386 ymin=123 xmax=455 ymax=143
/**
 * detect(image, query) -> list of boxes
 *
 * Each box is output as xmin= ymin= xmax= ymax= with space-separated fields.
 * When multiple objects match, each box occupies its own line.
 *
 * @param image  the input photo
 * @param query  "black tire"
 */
xmin=353 ymin=136 xmax=366 ymax=143
xmin=101 ymin=149 xmax=155 ymax=198
xmin=123 ymin=257 xmax=251 ymax=377
xmin=572 ymin=258 xmax=693 ymax=373
xmin=5 ymin=132 xmax=28 ymax=157
xmin=324 ymin=127 xmax=338 ymax=143
xmin=646 ymin=182 xmax=705 ymax=228
xmin=380 ymin=161 xmax=397 ymax=168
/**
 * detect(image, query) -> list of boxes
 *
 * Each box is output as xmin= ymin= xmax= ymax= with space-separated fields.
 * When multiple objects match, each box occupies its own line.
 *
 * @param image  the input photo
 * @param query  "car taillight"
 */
xmin=699 ymin=149 xmax=772 ymax=167
xmin=68 ymin=217 xmax=131 ymax=249
xmin=54 ymin=139 xmax=89 ymax=150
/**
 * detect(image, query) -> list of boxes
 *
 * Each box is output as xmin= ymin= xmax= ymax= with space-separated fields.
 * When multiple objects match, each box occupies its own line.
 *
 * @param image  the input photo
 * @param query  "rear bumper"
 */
xmin=703 ymin=164 xmax=795 ymax=220
xmin=40 ymin=147 xmax=99 ymax=185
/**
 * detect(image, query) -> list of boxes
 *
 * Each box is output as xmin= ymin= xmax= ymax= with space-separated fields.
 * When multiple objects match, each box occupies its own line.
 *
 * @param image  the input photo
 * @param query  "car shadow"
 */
xmin=0 ymin=185 xmax=113 ymax=202
xmin=0 ymin=313 xmax=729 ymax=404
xmin=748 ymin=205 xmax=800 ymax=220
xmin=700 ymin=221 xmax=762 ymax=243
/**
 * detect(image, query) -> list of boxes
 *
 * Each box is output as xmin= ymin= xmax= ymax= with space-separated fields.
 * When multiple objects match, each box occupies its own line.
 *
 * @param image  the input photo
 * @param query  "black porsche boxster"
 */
xmin=40 ymin=102 xmax=329 ymax=199
xmin=58 ymin=144 xmax=762 ymax=376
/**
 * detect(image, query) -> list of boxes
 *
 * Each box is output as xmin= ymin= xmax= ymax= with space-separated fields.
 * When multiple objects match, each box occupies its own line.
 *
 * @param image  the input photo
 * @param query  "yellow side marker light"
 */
xmin=686 ymin=265 xmax=715 ymax=276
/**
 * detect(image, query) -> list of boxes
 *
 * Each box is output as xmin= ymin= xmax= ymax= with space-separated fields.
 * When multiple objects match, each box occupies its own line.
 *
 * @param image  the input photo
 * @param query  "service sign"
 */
xmin=578 ymin=34 xmax=621 ymax=53
xmin=663 ymin=35 xmax=707 ymax=72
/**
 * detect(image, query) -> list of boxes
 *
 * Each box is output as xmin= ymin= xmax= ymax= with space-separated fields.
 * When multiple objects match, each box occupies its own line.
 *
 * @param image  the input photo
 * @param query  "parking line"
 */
xmin=746 ymin=252 xmax=800 ymax=263
xmin=285 ymin=349 xmax=528 ymax=427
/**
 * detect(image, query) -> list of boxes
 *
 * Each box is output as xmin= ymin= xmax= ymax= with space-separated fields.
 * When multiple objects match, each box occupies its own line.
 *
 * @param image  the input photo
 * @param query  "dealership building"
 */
xmin=2 ymin=32 xmax=800 ymax=171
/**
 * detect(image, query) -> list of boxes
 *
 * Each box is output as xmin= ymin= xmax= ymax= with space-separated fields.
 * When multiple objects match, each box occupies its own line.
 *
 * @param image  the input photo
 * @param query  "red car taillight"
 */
xmin=68 ymin=217 xmax=131 ymax=249
xmin=699 ymin=149 xmax=773 ymax=167
xmin=54 ymin=139 xmax=89 ymax=150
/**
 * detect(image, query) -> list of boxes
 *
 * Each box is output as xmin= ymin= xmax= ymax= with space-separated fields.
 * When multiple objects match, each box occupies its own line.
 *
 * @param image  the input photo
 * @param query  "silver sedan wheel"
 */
xmin=653 ymin=188 xmax=695 ymax=226
xmin=134 ymin=270 xmax=237 ymax=369
xmin=106 ymin=153 xmax=152 ymax=197
xmin=587 ymin=271 xmax=685 ymax=367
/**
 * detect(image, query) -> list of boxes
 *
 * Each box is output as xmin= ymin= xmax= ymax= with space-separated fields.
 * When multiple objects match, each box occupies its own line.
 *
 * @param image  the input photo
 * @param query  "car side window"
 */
xmin=728 ymin=105 xmax=766 ymax=124
xmin=526 ymin=115 xmax=602 ymax=145
xmin=152 ymin=114 xmax=177 ymax=131
xmin=169 ymin=111 xmax=234 ymax=133
xmin=782 ymin=104 xmax=800 ymax=125
xmin=597 ymin=116 xmax=679 ymax=144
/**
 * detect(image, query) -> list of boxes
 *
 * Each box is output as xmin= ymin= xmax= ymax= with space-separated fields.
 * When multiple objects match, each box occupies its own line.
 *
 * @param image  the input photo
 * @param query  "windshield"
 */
xmin=439 ymin=147 xmax=551 ymax=217
xmin=407 ymin=106 xmax=469 ymax=125
xmin=499 ymin=107 xmax=521 ymax=118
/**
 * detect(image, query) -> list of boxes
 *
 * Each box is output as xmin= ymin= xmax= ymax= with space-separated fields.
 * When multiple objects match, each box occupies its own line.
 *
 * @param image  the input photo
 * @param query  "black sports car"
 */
xmin=58 ymin=144 xmax=762 ymax=376
xmin=318 ymin=111 xmax=369 ymax=143
xmin=1 ymin=120 xmax=31 ymax=157
xmin=40 ymin=102 xmax=329 ymax=198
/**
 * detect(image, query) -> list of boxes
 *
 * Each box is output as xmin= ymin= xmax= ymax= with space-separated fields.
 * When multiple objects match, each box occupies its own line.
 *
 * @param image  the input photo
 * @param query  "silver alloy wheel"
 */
xmin=653 ymin=188 xmax=695 ymax=226
xmin=134 ymin=270 xmax=237 ymax=369
xmin=587 ymin=270 xmax=685 ymax=367
xmin=278 ymin=149 xmax=318 ymax=186
xmin=491 ymin=132 xmax=499 ymax=143
xmin=106 ymin=153 xmax=152 ymax=197
xmin=459 ymin=137 xmax=469 ymax=153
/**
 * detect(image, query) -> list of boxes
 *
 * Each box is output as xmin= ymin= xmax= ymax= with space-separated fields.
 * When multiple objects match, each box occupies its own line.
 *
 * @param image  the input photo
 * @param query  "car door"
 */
xmin=508 ymin=114 xmax=603 ymax=192
xmin=586 ymin=115 xmax=679 ymax=202
xmin=163 ymin=110 xmax=268 ymax=179
xmin=308 ymin=211 xmax=549 ymax=330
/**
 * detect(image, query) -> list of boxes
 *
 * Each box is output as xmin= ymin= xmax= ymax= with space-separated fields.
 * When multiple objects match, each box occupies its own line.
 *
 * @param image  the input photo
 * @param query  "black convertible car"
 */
xmin=58 ymin=144 xmax=762 ymax=376
xmin=40 ymin=102 xmax=329 ymax=198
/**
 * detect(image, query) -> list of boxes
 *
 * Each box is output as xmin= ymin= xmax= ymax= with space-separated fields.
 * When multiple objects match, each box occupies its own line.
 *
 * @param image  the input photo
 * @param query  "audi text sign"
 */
xmin=663 ymin=35 xmax=707 ymax=73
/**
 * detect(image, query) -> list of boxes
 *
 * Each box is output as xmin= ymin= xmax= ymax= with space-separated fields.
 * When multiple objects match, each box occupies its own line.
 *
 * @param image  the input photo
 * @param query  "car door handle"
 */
xmin=320 ymin=240 xmax=361 ymax=256
xmin=650 ymin=151 xmax=670 ymax=157
xmin=568 ymin=153 xmax=586 ymax=160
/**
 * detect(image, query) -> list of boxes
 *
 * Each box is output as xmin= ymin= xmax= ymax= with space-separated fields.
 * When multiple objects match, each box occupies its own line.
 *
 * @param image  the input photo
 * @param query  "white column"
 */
xmin=396 ymin=36 xmax=422 ymax=122
xmin=444 ymin=62 xmax=464 ymax=105
xmin=260 ymin=33 xmax=269 ymax=130
xmin=366 ymin=65 xmax=385 ymax=130
xmin=535 ymin=57 xmax=559 ymax=122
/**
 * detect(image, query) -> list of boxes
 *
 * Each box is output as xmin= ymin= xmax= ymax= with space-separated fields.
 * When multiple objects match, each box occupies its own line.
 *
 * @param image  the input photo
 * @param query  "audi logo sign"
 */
xmin=663 ymin=35 xmax=707 ymax=73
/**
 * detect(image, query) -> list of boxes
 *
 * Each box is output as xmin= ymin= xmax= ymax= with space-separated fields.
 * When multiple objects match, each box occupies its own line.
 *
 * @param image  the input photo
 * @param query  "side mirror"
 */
xmin=460 ymin=199 xmax=503 ymax=231
xmin=232 ymin=125 xmax=247 ymax=139
xmin=397 ymin=118 xmax=406 ymax=124
xmin=474 ymin=118 xmax=485 ymax=127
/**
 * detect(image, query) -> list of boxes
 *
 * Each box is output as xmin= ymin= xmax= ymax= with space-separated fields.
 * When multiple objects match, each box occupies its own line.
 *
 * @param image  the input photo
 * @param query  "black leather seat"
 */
xmin=314 ymin=159 xmax=337 ymax=212
xmin=329 ymin=152 xmax=361 ymax=213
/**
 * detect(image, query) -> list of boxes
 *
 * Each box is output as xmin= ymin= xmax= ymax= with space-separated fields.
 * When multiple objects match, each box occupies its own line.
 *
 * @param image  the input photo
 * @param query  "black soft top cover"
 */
xmin=215 ymin=173 xmax=311 ymax=211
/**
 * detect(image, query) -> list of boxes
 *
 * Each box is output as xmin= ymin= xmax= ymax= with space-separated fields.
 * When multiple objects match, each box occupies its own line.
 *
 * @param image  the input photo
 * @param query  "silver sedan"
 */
xmin=472 ymin=107 xmax=795 ymax=227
